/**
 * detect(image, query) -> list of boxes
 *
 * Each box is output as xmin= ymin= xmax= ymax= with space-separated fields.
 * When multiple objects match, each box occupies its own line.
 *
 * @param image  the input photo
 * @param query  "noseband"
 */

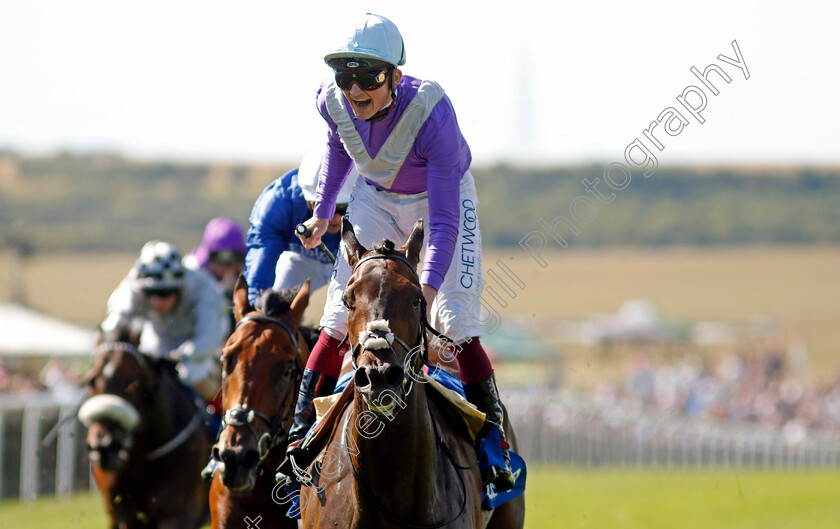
xmin=217 ymin=314 xmax=303 ymax=461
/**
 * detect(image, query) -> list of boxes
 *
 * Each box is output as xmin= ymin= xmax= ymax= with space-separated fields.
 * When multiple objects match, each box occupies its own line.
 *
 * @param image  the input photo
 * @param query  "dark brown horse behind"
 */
xmin=80 ymin=327 xmax=211 ymax=528
xmin=208 ymin=276 xmax=309 ymax=529
xmin=296 ymin=218 xmax=525 ymax=528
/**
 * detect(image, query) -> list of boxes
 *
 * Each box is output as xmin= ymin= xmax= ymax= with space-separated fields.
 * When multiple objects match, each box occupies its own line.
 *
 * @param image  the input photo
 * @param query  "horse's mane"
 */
xmin=372 ymin=239 xmax=396 ymax=255
xmin=254 ymin=287 xmax=296 ymax=317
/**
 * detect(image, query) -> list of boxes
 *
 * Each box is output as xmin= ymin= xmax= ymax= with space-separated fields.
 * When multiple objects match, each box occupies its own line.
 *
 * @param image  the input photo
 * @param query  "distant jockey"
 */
xmin=200 ymin=148 xmax=356 ymax=482
xmin=102 ymin=240 xmax=229 ymax=404
xmin=184 ymin=217 xmax=247 ymax=301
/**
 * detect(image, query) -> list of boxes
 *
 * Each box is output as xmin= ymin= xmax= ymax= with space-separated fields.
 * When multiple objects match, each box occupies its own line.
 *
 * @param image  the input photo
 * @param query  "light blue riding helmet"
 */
xmin=324 ymin=13 xmax=406 ymax=68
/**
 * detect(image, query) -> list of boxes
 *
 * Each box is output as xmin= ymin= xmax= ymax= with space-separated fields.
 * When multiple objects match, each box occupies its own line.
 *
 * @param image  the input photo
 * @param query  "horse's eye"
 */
xmin=342 ymin=294 xmax=354 ymax=310
xmin=413 ymin=294 xmax=422 ymax=308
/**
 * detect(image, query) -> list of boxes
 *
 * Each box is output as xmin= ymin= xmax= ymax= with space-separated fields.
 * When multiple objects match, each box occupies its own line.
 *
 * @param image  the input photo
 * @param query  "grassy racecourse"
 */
xmin=524 ymin=467 xmax=840 ymax=529
xmin=1 ymin=468 xmax=839 ymax=528
xmin=2 ymin=245 xmax=839 ymax=380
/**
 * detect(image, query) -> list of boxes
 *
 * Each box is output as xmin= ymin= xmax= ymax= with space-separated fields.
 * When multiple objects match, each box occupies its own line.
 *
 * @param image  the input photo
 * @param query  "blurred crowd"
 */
xmin=589 ymin=350 xmax=840 ymax=437
xmin=0 ymin=359 xmax=85 ymax=398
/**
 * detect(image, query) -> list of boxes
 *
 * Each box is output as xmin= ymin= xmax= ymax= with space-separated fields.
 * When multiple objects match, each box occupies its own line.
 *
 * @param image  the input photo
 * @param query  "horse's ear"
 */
xmin=289 ymin=279 xmax=310 ymax=327
xmin=233 ymin=274 xmax=254 ymax=322
xmin=399 ymin=218 xmax=424 ymax=267
xmin=99 ymin=314 xmax=142 ymax=346
xmin=341 ymin=217 xmax=367 ymax=269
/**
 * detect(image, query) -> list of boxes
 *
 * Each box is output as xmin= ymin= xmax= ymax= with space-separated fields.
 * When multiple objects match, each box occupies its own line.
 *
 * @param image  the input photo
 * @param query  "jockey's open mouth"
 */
xmin=350 ymin=97 xmax=372 ymax=112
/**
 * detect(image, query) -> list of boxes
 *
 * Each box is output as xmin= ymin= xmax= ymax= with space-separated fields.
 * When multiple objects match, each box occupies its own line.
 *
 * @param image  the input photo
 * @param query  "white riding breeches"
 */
xmin=319 ymin=171 xmax=485 ymax=344
xmin=273 ymin=251 xmax=334 ymax=293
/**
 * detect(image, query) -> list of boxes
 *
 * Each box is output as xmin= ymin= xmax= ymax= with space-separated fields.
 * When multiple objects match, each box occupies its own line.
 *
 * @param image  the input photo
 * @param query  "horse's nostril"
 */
xmin=243 ymin=450 xmax=260 ymax=467
xmin=354 ymin=367 xmax=371 ymax=388
xmin=221 ymin=449 xmax=237 ymax=466
xmin=384 ymin=365 xmax=404 ymax=387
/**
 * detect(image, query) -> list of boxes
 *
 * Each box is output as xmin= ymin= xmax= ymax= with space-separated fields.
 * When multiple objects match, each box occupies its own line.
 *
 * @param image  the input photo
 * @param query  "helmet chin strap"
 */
xmin=365 ymin=72 xmax=398 ymax=122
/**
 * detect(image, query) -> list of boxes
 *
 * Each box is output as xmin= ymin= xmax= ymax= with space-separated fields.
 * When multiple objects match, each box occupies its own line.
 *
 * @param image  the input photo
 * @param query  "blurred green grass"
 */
xmin=525 ymin=467 xmax=840 ymax=529
xmin=0 ymin=493 xmax=105 ymax=528
xmin=1 ymin=468 xmax=839 ymax=528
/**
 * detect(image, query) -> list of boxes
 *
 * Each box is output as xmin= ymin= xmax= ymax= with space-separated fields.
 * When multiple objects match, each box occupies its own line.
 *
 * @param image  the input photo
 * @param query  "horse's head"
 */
xmin=79 ymin=327 xmax=159 ymax=471
xmin=342 ymin=217 xmax=426 ymax=419
xmin=214 ymin=275 xmax=308 ymax=493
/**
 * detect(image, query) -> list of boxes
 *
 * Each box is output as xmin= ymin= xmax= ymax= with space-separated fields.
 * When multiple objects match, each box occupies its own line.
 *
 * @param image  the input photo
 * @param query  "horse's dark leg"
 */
xmin=91 ymin=466 xmax=119 ymax=529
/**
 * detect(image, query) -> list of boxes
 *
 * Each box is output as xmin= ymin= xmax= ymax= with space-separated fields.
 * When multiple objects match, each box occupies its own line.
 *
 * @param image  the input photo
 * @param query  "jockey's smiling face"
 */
xmin=341 ymin=69 xmax=402 ymax=121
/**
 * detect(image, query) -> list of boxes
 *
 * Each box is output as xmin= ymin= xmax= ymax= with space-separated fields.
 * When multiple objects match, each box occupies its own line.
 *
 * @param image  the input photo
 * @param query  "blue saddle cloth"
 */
xmin=414 ymin=368 xmax=527 ymax=510
xmin=284 ymin=367 xmax=526 ymax=515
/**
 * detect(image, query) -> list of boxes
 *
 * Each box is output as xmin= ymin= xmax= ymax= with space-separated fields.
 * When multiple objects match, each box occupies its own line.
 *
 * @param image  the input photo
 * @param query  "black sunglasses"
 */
xmin=144 ymin=288 xmax=179 ymax=299
xmin=210 ymin=250 xmax=242 ymax=266
xmin=334 ymin=68 xmax=391 ymax=91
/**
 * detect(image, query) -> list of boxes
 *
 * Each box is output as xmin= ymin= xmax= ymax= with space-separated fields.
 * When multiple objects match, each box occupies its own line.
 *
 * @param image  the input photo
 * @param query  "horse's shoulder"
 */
xmin=425 ymin=386 xmax=480 ymax=447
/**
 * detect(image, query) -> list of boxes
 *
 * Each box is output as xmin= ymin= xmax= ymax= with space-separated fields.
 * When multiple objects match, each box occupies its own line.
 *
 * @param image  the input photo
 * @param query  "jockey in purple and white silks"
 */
xmin=285 ymin=13 xmax=515 ymax=492
xmin=102 ymin=241 xmax=230 ymax=402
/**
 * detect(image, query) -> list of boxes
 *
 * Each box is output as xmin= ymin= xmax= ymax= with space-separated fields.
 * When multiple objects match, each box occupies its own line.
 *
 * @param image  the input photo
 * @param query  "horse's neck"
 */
xmin=350 ymin=382 xmax=437 ymax=501
xmin=136 ymin=372 xmax=194 ymax=452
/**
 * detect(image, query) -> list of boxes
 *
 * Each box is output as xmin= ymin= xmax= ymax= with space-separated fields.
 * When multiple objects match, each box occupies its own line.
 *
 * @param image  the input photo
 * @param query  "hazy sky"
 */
xmin=1 ymin=0 xmax=837 ymax=166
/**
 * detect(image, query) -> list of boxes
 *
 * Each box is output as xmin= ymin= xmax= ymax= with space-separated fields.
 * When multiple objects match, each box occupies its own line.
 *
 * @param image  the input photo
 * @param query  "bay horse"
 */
xmin=208 ymin=276 xmax=309 ymax=529
xmin=294 ymin=218 xmax=525 ymax=528
xmin=79 ymin=325 xmax=211 ymax=529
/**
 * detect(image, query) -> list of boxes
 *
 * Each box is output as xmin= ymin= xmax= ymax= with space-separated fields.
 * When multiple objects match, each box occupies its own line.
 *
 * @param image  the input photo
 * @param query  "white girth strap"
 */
xmin=325 ymin=80 xmax=446 ymax=189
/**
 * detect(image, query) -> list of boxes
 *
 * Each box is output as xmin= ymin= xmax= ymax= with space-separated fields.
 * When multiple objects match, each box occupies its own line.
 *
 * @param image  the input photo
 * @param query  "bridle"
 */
xmin=216 ymin=314 xmax=304 ymax=462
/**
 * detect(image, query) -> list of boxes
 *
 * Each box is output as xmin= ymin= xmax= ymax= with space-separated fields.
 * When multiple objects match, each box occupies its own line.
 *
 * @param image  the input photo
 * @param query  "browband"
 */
xmin=352 ymin=253 xmax=418 ymax=280
xmin=235 ymin=314 xmax=300 ymax=352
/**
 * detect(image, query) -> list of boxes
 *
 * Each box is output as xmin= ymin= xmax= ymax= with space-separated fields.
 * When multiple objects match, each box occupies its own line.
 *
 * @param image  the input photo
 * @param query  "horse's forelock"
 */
xmin=372 ymin=239 xmax=396 ymax=255
xmin=255 ymin=288 xmax=295 ymax=317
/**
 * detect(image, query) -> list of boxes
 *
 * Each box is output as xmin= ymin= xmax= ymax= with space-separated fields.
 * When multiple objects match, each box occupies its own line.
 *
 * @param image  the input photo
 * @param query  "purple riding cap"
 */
xmin=190 ymin=217 xmax=247 ymax=269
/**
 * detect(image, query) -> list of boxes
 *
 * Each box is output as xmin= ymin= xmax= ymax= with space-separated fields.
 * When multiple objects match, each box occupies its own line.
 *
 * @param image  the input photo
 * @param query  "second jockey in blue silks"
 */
xmin=201 ymin=149 xmax=356 ymax=482
xmin=244 ymin=147 xmax=358 ymax=305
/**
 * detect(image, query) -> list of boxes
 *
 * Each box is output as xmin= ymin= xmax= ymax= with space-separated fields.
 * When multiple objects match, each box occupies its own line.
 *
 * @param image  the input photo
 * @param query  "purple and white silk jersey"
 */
xmin=313 ymin=75 xmax=472 ymax=291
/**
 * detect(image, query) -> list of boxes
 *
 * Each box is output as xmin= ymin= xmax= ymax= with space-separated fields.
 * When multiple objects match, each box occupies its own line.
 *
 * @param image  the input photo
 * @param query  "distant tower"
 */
xmin=514 ymin=45 xmax=537 ymax=162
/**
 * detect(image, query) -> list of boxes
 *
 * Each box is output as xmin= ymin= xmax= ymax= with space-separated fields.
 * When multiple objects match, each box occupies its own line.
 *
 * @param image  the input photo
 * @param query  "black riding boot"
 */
xmin=464 ymin=372 xmax=516 ymax=493
xmin=288 ymin=369 xmax=337 ymax=444
xmin=276 ymin=369 xmax=337 ymax=485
